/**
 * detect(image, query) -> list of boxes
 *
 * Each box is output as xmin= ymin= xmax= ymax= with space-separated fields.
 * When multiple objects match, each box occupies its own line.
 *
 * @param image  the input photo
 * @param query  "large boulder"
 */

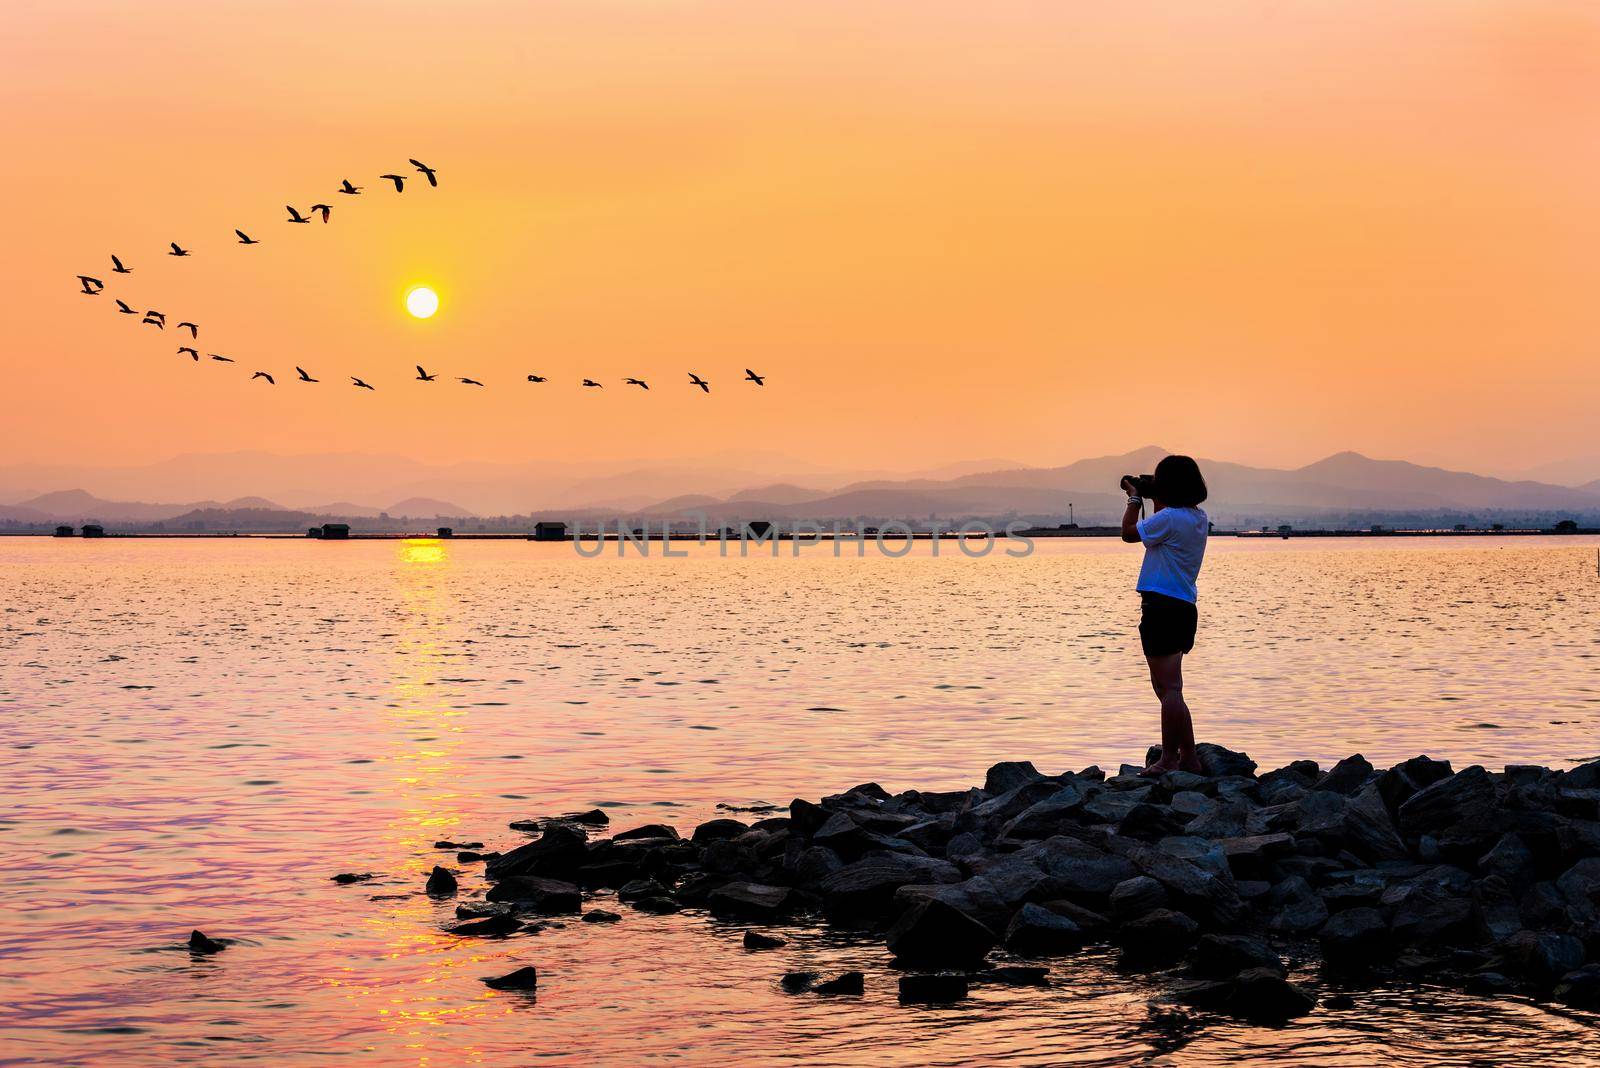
xmin=1266 ymin=876 xmax=1329 ymax=935
xmin=1109 ymin=875 xmax=1169 ymax=919
xmin=1554 ymin=964 xmax=1600 ymax=1009
xmin=485 ymin=875 xmax=581 ymax=912
xmin=1187 ymin=933 xmax=1284 ymax=978
xmin=985 ymin=760 xmax=1045 ymax=794
xmin=1554 ymin=858 xmax=1600 ymax=924
xmin=1111 ymin=839 xmax=1246 ymax=926
xmin=1004 ymin=903 xmax=1085 ymax=956
xmin=1196 ymin=744 xmax=1257 ymax=779
xmin=1319 ymin=907 xmax=1391 ymax=965
xmin=818 ymin=855 xmax=960 ymax=918
xmin=1491 ymin=930 xmax=1587 ymax=987
xmin=1024 ymin=837 xmax=1140 ymax=899
xmin=1343 ymin=785 xmax=1409 ymax=862
xmin=1397 ymin=765 xmax=1496 ymax=841
xmin=1314 ymin=755 xmax=1374 ymax=795
xmin=1228 ymin=968 xmax=1317 ymax=1022
xmin=885 ymin=898 xmax=997 ymax=967
xmin=1116 ymin=908 xmax=1200 ymax=965
xmin=1376 ymin=756 xmax=1455 ymax=815
xmin=707 ymin=882 xmax=794 ymax=921
xmin=1218 ymin=833 xmax=1295 ymax=878
xmin=1000 ymin=784 xmax=1088 ymax=840
xmin=485 ymin=822 xmax=588 ymax=879
xmin=1385 ymin=880 xmax=1472 ymax=944
xmin=1473 ymin=875 xmax=1524 ymax=943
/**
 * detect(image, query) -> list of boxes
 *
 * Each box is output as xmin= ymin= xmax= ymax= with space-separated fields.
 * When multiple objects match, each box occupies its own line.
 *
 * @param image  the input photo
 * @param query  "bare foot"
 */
xmin=1138 ymin=757 xmax=1179 ymax=778
xmin=1177 ymin=757 xmax=1203 ymax=774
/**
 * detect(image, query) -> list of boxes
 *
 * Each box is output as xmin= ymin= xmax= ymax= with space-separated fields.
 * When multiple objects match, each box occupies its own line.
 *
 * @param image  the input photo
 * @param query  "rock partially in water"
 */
xmin=707 ymin=882 xmax=794 ymax=921
xmin=812 ymin=971 xmax=865 ymax=995
xmin=899 ymin=973 xmax=969 ymax=1003
xmin=780 ymin=971 xmax=819 ymax=992
xmin=330 ymin=872 xmax=373 ymax=884
xmin=187 ymin=930 xmax=225 ymax=954
xmin=1554 ymin=964 xmax=1600 ymax=1009
xmin=1319 ymin=907 xmax=1390 ymax=965
xmin=743 ymin=929 xmax=786 ymax=949
xmin=486 ymin=876 xmax=581 ymax=913
xmin=886 ymin=898 xmax=996 ymax=968
xmin=632 ymin=896 xmax=682 ymax=915
xmin=1004 ymin=903 xmax=1085 ymax=957
xmin=449 ymin=913 xmax=524 ymax=938
xmin=582 ymin=910 xmax=621 ymax=924
xmin=975 ymin=965 xmax=1049 ymax=986
xmin=1116 ymin=908 xmax=1199 ymax=966
xmin=482 ymin=966 xmax=539 ymax=991
xmin=425 ymin=866 xmax=458 ymax=897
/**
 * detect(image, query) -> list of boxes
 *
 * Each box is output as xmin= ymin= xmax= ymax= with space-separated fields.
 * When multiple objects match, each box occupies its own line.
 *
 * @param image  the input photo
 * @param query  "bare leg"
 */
xmin=1139 ymin=652 xmax=1199 ymax=775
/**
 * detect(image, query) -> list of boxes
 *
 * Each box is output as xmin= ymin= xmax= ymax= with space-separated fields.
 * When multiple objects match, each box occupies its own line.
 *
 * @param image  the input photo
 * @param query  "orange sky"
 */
xmin=3 ymin=0 xmax=1598 ymax=477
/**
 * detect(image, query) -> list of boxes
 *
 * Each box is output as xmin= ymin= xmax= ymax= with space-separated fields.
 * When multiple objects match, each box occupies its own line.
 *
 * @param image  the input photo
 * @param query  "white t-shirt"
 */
xmin=1136 ymin=506 xmax=1208 ymax=603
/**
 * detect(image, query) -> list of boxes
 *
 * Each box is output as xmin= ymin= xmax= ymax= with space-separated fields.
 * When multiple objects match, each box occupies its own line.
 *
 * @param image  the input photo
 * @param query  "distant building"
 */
xmin=81 ymin=524 xmax=105 ymax=538
xmin=532 ymin=521 xmax=566 ymax=541
xmin=308 ymin=527 xmax=323 ymax=538
xmin=437 ymin=526 xmax=454 ymax=538
xmin=54 ymin=525 xmax=74 ymax=538
xmin=320 ymin=523 xmax=351 ymax=540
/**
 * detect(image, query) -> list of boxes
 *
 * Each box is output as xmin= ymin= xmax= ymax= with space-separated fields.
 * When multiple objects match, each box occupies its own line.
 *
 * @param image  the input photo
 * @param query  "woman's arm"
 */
xmin=1120 ymin=478 xmax=1142 ymax=543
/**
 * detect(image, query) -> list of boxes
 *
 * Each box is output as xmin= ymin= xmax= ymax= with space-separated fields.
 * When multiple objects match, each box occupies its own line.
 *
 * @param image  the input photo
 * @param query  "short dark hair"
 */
xmin=1154 ymin=454 xmax=1207 ymax=508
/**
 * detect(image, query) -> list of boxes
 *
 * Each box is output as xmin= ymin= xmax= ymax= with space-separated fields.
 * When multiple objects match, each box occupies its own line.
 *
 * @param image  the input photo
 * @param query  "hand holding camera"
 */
xmin=1121 ymin=473 xmax=1157 ymax=498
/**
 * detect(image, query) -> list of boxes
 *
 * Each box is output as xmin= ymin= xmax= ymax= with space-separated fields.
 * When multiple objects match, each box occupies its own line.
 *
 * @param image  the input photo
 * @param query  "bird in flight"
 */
xmin=688 ymin=373 xmax=710 ymax=393
xmin=526 ymin=374 xmax=547 ymax=383
xmin=235 ymin=229 xmax=259 ymax=245
xmin=210 ymin=354 xmax=234 ymax=363
xmin=251 ymin=371 xmax=275 ymax=384
xmin=624 ymin=378 xmax=649 ymax=390
xmin=745 ymin=368 xmax=765 ymax=386
xmin=78 ymin=275 xmax=103 ymax=294
xmin=295 ymin=367 xmax=318 ymax=383
xmin=351 ymin=377 xmax=375 ymax=390
xmin=111 ymin=255 xmax=131 ymax=274
xmin=286 ymin=205 xmax=311 ymax=224
xmin=415 ymin=365 xmax=437 ymax=381
xmin=176 ymin=321 xmax=198 ymax=338
xmin=582 ymin=379 xmax=603 ymax=388
xmin=338 ymin=179 xmax=362 ymax=195
xmin=169 ymin=242 xmax=190 ymax=257
xmin=142 ymin=311 xmax=165 ymax=328
xmin=177 ymin=346 xmax=199 ymax=361
xmin=409 ymin=158 xmax=438 ymax=187
xmin=458 ymin=377 xmax=485 ymax=386
xmin=114 ymin=299 xmax=137 ymax=314
xmin=379 ymin=173 xmax=406 ymax=192
xmin=308 ymin=203 xmax=332 ymax=224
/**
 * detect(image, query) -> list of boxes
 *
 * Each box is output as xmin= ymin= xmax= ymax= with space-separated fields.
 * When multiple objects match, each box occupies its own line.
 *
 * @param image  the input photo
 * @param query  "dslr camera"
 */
xmin=1121 ymin=473 xmax=1158 ymax=498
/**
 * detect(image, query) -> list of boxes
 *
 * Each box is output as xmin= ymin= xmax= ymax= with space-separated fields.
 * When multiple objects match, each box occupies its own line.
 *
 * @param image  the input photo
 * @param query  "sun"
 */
xmin=405 ymin=286 xmax=439 ymax=319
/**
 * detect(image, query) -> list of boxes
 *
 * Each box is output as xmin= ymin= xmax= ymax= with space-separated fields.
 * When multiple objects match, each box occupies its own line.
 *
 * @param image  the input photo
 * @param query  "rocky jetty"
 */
xmin=457 ymin=746 xmax=1600 ymax=1017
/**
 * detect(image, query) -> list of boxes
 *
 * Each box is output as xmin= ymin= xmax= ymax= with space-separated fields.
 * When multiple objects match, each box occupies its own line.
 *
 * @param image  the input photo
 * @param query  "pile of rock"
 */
xmin=458 ymin=746 xmax=1600 ymax=1017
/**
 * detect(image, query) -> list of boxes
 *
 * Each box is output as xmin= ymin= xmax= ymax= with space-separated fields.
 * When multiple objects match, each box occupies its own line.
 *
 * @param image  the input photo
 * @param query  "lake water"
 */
xmin=3 ymin=536 xmax=1599 ymax=1065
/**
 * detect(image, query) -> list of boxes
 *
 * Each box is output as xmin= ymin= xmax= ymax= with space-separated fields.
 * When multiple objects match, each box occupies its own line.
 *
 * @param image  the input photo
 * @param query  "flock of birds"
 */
xmin=75 ymin=156 xmax=770 ymax=395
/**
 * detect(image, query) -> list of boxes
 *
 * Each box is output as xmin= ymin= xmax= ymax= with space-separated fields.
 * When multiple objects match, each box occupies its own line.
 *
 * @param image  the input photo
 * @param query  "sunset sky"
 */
xmin=4 ymin=0 xmax=1598 ymax=479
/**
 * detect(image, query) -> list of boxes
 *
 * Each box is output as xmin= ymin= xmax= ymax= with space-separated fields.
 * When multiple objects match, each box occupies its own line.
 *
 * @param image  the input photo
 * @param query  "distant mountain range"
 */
xmin=2 ymin=448 xmax=1598 ymax=529
xmin=0 ymin=489 xmax=474 ymax=524
xmin=622 ymin=447 xmax=1600 ymax=527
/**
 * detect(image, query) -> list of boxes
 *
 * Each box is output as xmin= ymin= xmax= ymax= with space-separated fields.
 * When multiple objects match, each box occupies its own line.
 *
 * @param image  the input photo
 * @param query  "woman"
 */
xmin=1120 ymin=455 xmax=1209 ymax=776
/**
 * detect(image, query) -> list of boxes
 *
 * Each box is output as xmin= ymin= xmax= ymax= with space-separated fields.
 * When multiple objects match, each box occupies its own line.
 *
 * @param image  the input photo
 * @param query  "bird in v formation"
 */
xmin=73 ymin=160 xmax=768 ymax=399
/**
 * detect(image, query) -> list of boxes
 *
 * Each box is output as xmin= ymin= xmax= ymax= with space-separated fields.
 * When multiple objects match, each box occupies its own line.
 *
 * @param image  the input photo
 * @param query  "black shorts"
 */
xmin=1139 ymin=591 xmax=1197 ymax=657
